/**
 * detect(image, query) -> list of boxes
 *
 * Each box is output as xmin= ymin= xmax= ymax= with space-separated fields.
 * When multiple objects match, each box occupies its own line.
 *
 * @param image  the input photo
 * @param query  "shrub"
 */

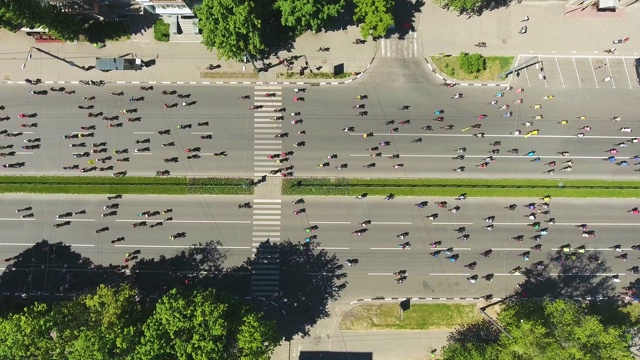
xmin=153 ymin=19 xmax=170 ymax=42
xmin=458 ymin=52 xmax=486 ymax=74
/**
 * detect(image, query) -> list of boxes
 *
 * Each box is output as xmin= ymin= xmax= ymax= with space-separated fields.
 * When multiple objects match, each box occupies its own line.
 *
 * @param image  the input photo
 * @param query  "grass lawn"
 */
xmin=0 ymin=176 xmax=252 ymax=195
xmin=431 ymin=55 xmax=514 ymax=81
xmin=340 ymin=303 xmax=480 ymax=330
xmin=282 ymin=178 xmax=640 ymax=198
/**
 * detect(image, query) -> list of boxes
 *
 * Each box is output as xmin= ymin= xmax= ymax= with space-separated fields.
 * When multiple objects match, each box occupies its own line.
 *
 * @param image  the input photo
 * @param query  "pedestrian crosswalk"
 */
xmin=380 ymin=32 xmax=419 ymax=58
xmin=251 ymin=241 xmax=280 ymax=296
xmin=253 ymin=85 xmax=283 ymax=177
xmin=251 ymin=199 xmax=281 ymax=296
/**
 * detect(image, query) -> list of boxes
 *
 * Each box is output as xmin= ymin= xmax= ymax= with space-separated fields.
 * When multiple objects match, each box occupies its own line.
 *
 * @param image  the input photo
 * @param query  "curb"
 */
xmin=4 ymin=56 xmax=376 ymax=87
xmin=349 ymin=296 xmax=497 ymax=304
xmin=348 ymin=295 xmax=623 ymax=305
xmin=424 ymin=57 xmax=507 ymax=87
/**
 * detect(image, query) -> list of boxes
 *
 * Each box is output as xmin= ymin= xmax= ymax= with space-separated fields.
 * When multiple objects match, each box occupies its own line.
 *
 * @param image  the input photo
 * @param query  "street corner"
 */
xmin=510 ymin=54 xmax=640 ymax=90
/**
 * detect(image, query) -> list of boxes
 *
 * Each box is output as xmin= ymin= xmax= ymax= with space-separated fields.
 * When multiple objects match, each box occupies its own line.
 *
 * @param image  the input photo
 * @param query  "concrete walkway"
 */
xmin=0 ymin=25 xmax=376 ymax=85
xmin=271 ymin=301 xmax=450 ymax=360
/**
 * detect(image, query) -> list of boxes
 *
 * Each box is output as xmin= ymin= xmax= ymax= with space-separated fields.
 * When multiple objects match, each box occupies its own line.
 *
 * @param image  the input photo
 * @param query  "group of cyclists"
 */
xmin=4 ymin=84 xmax=216 ymax=176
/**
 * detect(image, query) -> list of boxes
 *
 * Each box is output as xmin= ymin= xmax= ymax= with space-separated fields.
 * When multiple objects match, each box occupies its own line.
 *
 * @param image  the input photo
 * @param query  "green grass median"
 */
xmin=283 ymin=178 xmax=640 ymax=198
xmin=0 ymin=176 xmax=253 ymax=195
xmin=340 ymin=303 xmax=480 ymax=330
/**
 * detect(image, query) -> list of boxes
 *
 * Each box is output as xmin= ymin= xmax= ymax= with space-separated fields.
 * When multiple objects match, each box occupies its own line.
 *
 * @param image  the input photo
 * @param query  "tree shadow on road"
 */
xmin=389 ymin=0 xmax=425 ymax=40
xmin=0 ymin=238 xmax=347 ymax=342
xmin=517 ymin=249 xmax=616 ymax=299
xmin=244 ymin=239 xmax=347 ymax=341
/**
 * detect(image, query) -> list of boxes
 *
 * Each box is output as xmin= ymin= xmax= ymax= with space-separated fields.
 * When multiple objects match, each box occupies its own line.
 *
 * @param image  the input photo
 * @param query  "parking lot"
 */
xmin=511 ymin=55 xmax=640 ymax=90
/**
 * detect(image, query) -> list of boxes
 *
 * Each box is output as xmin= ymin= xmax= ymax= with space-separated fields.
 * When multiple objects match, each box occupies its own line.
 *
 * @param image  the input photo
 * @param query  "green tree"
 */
xmin=353 ymin=0 xmax=394 ymax=39
xmin=196 ymin=0 xmax=267 ymax=62
xmin=274 ymin=0 xmax=345 ymax=33
xmin=458 ymin=52 xmax=485 ymax=74
xmin=442 ymin=299 xmax=634 ymax=360
xmin=0 ymin=0 xmax=83 ymax=41
xmin=135 ymin=288 xmax=280 ymax=360
xmin=433 ymin=0 xmax=485 ymax=15
xmin=0 ymin=284 xmax=143 ymax=360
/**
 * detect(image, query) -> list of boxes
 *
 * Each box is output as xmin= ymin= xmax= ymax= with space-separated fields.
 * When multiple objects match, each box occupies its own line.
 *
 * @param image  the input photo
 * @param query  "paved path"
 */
xmin=0 ymin=25 xmax=376 ymax=85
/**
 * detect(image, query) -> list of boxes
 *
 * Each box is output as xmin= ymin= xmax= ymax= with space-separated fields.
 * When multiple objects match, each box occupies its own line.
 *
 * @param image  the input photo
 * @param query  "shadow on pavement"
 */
xmin=391 ymin=0 xmax=425 ymax=40
xmin=517 ymin=249 xmax=615 ymax=299
xmin=0 ymin=238 xmax=347 ymax=342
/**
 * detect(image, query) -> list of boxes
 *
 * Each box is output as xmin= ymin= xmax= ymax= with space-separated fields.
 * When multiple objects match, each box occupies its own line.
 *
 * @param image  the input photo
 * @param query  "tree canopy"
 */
xmin=196 ymin=0 xmax=267 ymax=61
xmin=353 ymin=0 xmax=395 ymax=39
xmin=433 ymin=0 xmax=485 ymax=15
xmin=0 ymin=0 xmax=83 ymax=41
xmin=274 ymin=0 xmax=345 ymax=33
xmin=0 ymin=285 xmax=280 ymax=360
xmin=135 ymin=288 xmax=280 ymax=360
xmin=442 ymin=299 xmax=634 ymax=360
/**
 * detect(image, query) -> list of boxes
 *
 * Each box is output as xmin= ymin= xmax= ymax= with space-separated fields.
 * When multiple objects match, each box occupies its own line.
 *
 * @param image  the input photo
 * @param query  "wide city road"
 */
xmin=1 ymin=194 xmax=638 ymax=300
xmin=1 ymin=80 xmax=640 ymax=179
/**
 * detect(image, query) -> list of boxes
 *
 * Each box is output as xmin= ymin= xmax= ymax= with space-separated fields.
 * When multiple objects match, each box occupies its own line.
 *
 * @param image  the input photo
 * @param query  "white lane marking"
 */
xmin=253 ymin=210 xmax=281 ymax=214
xmin=589 ymin=57 xmax=599 ymax=88
xmin=255 ymin=146 xmax=282 ymax=149
xmin=253 ymin=221 xmax=281 ymax=225
xmin=252 ymin=216 xmax=281 ymax=220
xmin=115 ymin=244 xmax=251 ymax=249
xmin=370 ymin=248 xmax=411 ymax=250
xmin=494 ymin=222 xmax=640 ymax=226
xmin=573 ymin=57 xmax=582 ymax=87
xmin=114 ymin=219 xmax=250 ymax=224
xmin=255 ymin=140 xmax=282 ymax=144
xmin=368 ymin=273 xmax=396 ymax=276
xmin=350 ymin=154 xmax=624 ymax=160
xmin=254 ymin=199 xmax=282 ymax=203
xmin=309 ymin=221 xmax=351 ymax=224
xmin=371 ymin=221 xmax=412 ymax=225
xmin=55 ymin=218 xmax=95 ymax=222
xmin=350 ymin=133 xmax=632 ymax=139
xmin=429 ymin=273 xmax=471 ymax=276
xmin=433 ymin=222 xmax=474 ymax=225
xmin=0 ymin=242 xmax=94 ymax=247
xmin=430 ymin=273 xmax=622 ymax=276
xmin=0 ymin=218 xmax=35 ymax=221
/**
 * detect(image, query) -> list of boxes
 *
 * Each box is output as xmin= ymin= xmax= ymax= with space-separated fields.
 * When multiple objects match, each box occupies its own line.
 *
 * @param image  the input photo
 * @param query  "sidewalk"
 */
xmin=271 ymin=301 xmax=450 ymax=360
xmin=0 ymin=25 xmax=376 ymax=85
xmin=421 ymin=1 xmax=640 ymax=59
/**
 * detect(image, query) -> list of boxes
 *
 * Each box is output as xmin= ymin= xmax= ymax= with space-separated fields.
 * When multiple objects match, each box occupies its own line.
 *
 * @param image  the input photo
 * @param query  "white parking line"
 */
xmin=589 ymin=57 xmax=599 ymax=88
xmin=606 ymin=58 xmax=616 ymax=88
xmin=572 ymin=57 xmax=582 ymax=87
xmin=555 ymin=57 xmax=565 ymax=87
xmin=623 ymin=58 xmax=634 ymax=89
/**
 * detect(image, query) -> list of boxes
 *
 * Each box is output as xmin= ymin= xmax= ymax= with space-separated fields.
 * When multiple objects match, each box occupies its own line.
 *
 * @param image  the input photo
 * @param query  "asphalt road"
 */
xmin=2 ymin=77 xmax=640 ymax=178
xmin=1 ymin=194 xmax=638 ymax=300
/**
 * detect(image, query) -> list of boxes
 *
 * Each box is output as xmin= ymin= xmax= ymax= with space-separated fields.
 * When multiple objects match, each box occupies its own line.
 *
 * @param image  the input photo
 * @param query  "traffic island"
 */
xmin=0 ymin=176 xmax=253 ymax=195
xmin=283 ymin=178 xmax=640 ymax=198
xmin=430 ymin=54 xmax=514 ymax=81
xmin=340 ymin=303 xmax=480 ymax=331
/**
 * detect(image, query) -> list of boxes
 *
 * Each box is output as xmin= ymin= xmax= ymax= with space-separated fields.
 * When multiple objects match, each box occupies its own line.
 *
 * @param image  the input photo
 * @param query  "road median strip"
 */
xmin=0 ymin=176 xmax=253 ymax=195
xmin=283 ymin=178 xmax=640 ymax=198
